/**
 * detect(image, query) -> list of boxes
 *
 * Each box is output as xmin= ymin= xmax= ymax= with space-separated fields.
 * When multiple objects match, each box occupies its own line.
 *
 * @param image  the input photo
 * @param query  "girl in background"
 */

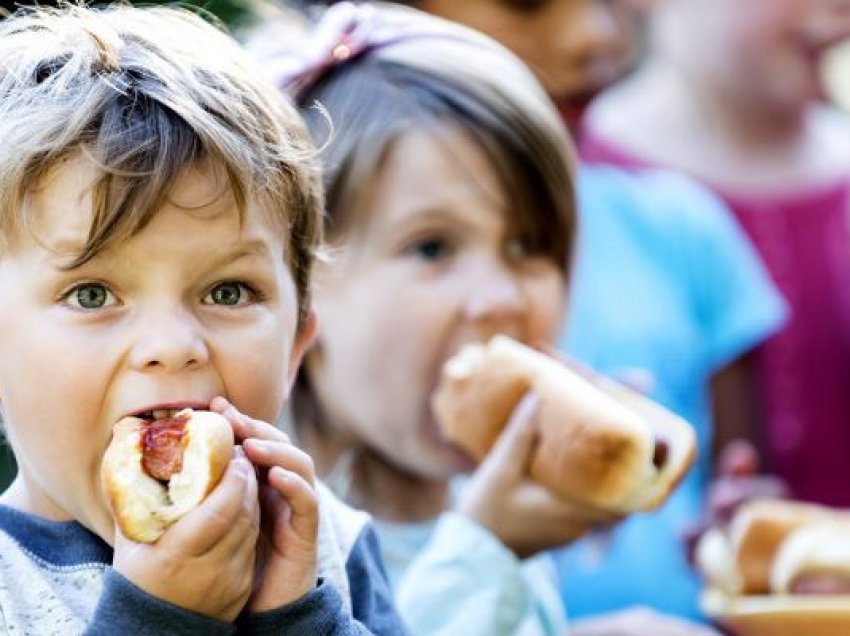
xmin=250 ymin=3 xmax=721 ymax=634
xmin=583 ymin=0 xmax=850 ymax=509
xmin=363 ymin=0 xmax=788 ymax=621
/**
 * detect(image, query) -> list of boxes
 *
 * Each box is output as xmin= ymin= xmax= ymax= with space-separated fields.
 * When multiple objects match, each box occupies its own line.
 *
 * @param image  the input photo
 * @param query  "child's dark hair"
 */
xmin=252 ymin=3 xmax=576 ymax=440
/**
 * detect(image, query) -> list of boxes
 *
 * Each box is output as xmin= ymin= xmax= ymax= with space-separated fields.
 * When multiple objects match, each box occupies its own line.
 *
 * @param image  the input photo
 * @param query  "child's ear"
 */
xmin=286 ymin=310 xmax=318 ymax=393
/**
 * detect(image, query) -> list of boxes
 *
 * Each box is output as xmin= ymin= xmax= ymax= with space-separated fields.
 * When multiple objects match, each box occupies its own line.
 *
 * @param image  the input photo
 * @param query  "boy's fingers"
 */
xmin=211 ymin=397 xmax=290 ymax=445
xmin=243 ymin=439 xmax=315 ymax=486
xmin=267 ymin=466 xmax=319 ymax=545
xmin=214 ymin=471 xmax=262 ymax=559
xmin=478 ymin=392 xmax=539 ymax=480
xmin=165 ymin=458 xmax=253 ymax=556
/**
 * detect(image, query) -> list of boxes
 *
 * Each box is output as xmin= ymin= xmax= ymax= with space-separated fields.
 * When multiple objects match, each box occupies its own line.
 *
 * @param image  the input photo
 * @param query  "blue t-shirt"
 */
xmin=555 ymin=165 xmax=788 ymax=619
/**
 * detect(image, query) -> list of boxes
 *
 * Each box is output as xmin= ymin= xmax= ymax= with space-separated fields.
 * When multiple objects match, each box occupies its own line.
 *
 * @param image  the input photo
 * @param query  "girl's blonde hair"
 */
xmin=0 ymin=4 xmax=324 ymax=325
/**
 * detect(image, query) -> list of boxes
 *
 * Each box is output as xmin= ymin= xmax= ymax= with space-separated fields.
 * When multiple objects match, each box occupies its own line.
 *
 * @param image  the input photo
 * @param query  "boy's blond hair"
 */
xmin=0 ymin=4 xmax=323 ymax=325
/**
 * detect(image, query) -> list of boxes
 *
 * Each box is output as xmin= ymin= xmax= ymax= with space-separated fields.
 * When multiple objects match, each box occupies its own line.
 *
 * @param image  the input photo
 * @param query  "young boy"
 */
xmin=0 ymin=5 xmax=404 ymax=634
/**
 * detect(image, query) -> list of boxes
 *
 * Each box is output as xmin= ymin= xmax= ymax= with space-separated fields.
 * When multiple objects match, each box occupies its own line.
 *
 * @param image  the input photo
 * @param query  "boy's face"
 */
xmin=308 ymin=127 xmax=567 ymax=482
xmin=419 ymin=0 xmax=644 ymax=124
xmin=0 ymin=154 xmax=314 ymax=541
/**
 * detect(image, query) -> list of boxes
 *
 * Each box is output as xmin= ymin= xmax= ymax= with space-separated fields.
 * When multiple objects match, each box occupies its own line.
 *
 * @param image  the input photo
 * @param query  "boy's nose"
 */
xmin=129 ymin=308 xmax=210 ymax=372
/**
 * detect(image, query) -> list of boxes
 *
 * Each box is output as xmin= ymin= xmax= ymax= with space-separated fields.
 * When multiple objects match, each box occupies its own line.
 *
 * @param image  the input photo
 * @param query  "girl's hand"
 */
xmin=112 ymin=453 xmax=260 ymax=622
xmin=457 ymin=392 xmax=622 ymax=559
xmin=211 ymin=397 xmax=318 ymax=613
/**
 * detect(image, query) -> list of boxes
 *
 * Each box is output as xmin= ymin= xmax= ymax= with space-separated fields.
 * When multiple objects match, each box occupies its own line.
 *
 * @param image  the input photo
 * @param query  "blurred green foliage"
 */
xmin=0 ymin=1 xmax=258 ymax=30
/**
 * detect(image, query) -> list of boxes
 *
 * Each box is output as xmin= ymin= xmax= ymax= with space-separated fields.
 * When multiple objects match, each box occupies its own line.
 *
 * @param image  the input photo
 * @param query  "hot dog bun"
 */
xmin=432 ymin=335 xmax=696 ymax=512
xmin=696 ymin=498 xmax=850 ymax=595
xmin=771 ymin=523 xmax=850 ymax=595
xmin=101 ymin=409 xmax=233 ymax=543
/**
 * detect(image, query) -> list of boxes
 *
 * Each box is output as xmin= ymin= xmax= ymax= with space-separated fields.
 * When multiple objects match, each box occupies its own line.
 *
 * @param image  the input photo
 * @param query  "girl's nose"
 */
xmin=463 ymin=262 xmax=528 ymax=328
xmin=128 ymin=306 xmax=210 ymax=372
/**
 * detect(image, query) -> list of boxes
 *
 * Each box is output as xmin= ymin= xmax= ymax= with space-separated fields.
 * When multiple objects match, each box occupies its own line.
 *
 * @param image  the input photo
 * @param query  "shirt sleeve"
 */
xmin=237 ymin=577 xmax=391 ymax=635
xmin=345 ymin=522 xmax=411 ymax=635
xmin=238 ymin=520 xmax=408 ymax=635
xmin=394 ymin=512 xmax=565 ymax=636
xmin=656 ymin=173 xmax=788 ymax=369
xmin=86 ymin=568 xmax=236 ymax=635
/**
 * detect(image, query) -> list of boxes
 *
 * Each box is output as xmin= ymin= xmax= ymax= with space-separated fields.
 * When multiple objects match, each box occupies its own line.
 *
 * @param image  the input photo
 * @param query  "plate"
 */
xmin=701 ymin=588 xmax=850 ymax=636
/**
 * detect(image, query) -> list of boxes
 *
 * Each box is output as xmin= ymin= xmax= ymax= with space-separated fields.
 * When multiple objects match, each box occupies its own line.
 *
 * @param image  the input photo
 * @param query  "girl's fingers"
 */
xmin=477 ymin=392 xmax=540 ymax=481
xmin=210 ymin=397 xmax=290 ymax=445
xmin=243 ymin=438 xmax=315 ymax=487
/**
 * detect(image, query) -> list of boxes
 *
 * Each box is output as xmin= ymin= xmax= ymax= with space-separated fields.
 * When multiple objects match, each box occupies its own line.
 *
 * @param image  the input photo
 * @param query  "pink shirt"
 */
xmin=582 ymin=130 xmax=850 ymax=507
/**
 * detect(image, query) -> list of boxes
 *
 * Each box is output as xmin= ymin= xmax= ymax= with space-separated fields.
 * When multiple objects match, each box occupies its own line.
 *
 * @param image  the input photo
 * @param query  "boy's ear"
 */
xmin=286 ymin=310 xmax=318 ymax=393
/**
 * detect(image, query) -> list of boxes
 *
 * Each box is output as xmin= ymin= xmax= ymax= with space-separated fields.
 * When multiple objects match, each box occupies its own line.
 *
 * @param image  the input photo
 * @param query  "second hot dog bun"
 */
xmin=432 ymin=335 xmax=696 ymax=512
xmin=101 ymin=409 xmax=233 ymax=543
xmin=696 ymin=498 xmax=850 ymax=595
xmin=771 ymin=523 xmax=850 ymax=595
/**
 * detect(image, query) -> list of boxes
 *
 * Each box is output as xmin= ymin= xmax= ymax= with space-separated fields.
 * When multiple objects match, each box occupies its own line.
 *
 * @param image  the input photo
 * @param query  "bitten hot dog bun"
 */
xmin=771 ymin=524 xmax=850 ymax=595
xmin=101 ymin=409 xmax=234 ymax=543
xmin=432 ymin=335 xmax=696 ymax=512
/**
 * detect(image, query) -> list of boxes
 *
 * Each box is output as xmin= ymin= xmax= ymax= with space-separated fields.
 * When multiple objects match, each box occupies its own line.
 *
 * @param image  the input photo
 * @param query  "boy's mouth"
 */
xmin=136 ymin=409 xmax=185 ymax=421
xmin=129 ymin=403 xmax=210 ymax=422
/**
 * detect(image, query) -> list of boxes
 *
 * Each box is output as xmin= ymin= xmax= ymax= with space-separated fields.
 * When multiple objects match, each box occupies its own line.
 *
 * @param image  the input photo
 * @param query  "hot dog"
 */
xmin=696 ymin=498 xmax=850 ymax=596
xmin=431 ymin=335 xmax=696 ymax=513
xmin=101 ymin=408 xmax=233 ymax=543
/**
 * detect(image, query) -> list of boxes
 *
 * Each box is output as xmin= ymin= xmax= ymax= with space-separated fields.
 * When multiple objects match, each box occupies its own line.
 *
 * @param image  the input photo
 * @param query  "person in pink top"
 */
xmin=582 ymin=0 xmax=850 ymax=507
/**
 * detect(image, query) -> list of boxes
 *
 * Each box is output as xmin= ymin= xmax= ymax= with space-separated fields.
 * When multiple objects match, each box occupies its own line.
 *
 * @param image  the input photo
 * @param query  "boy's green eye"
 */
xmin=209 ymin=282 xmax=244 ymax=306
xmin=70 ymin=283 xmax=111 ymax=309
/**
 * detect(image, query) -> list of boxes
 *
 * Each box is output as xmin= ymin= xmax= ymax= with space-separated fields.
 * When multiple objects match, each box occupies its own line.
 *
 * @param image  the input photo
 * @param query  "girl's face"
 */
xmin=420 ymin=0 xmax=644 ymax=122
xmin=677 ymin=0 xmax=850 ymax=112
xmin=307 ymin=127 xmax=567 ymax=482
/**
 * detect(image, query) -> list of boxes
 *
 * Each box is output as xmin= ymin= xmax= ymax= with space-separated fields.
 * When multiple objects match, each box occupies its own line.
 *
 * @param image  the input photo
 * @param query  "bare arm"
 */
xmin=709 ymin=353 xmax=767 ymax=469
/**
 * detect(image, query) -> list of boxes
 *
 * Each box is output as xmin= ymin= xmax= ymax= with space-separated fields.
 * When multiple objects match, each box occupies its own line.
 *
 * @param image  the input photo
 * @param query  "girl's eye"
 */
xmin=506 ymin=238 xmax=533 ymax=261
xmin=204 ymin=282 xmax=256 ymax=307
xmin=65 ymin=283 xmax=116 ymax=310
xmin=410 ymin=237 xmax=453 ymax=262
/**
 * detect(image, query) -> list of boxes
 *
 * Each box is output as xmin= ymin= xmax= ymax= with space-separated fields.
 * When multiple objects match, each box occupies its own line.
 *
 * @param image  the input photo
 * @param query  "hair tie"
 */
xmin=269 ymin=2 xmax=474 ymax=99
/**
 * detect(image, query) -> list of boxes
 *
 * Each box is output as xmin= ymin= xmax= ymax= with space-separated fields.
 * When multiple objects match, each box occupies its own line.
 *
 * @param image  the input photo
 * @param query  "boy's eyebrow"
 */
xmin=208 ymin=240 xmax=274 ymax=268
xmin=45 ymin=239 xmax=274 ymax=269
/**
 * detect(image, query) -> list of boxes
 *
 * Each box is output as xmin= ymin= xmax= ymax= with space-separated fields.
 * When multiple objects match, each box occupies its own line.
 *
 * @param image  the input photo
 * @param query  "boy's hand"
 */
xmin=457 ymin=393 xmax=622 ymax=559
xmin=212 ymin=397 xmax=319 ymax=613
xmin=112 ymin=454 xmax=260 ymax=621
